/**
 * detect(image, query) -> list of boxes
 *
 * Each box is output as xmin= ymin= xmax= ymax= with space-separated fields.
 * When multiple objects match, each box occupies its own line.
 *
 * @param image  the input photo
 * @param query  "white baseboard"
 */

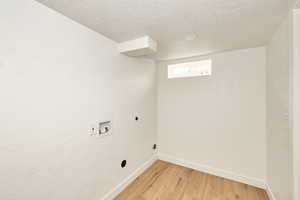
xmin=100 ymin=155 xmax=158 ymax=200
xmin=158 ymin=153 xmax=266 ymax=189
xmin=266 ymin=184 xmax=276 ymax=200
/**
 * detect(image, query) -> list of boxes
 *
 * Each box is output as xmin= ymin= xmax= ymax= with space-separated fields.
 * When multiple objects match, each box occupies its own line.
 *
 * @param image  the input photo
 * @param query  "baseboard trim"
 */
xmin=158 ymin=153 xmax=266 ymax=189
xmin=100 ymin=155 xmax=158 ymax=200
xmin=266 ymin=184 xmax=276 ymax=200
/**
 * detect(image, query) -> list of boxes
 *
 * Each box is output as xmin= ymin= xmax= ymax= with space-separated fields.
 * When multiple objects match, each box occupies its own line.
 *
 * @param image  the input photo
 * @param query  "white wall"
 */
xmin=0 ymin=1 xmax=157 ymax=200
xmin=292 ymin=8 xmax=300 ymax=200
xmin=266 ymin=14 xmax=293 ymax=200
xmin=157 ymin=47 xmax=267 ymax=186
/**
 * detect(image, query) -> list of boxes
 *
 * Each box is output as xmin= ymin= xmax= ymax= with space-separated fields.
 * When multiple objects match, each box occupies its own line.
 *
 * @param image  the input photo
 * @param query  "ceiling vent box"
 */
xmin=118 ymin=36 xmax=157 ymax=57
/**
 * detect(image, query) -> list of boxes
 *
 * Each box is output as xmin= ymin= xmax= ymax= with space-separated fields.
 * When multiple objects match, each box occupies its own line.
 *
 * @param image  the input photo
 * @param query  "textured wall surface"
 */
xmin=0 ymin=1 xmax=157 ymax=200
xmin=266 ymin=14 xmax=293 ymax=200
xmin=292 ymin=8 xmax=300 ymax=200
xmin=157 ymin=47 xmax=266 ymax=183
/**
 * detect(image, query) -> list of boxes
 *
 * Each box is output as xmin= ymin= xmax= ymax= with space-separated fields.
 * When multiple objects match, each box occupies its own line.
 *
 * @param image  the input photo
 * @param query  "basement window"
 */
xmin=168 ymin=59 xmax=212 ymax=79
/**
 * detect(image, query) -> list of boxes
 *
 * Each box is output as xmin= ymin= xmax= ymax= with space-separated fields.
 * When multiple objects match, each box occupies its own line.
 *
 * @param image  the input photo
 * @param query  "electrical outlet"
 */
xmin=153 ymin=144 xmax=157 ymax=150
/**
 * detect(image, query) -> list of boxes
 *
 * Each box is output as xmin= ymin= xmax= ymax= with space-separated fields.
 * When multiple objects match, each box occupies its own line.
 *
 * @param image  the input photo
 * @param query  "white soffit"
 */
xmin=118 ymin=36 xmax=157 ymax=57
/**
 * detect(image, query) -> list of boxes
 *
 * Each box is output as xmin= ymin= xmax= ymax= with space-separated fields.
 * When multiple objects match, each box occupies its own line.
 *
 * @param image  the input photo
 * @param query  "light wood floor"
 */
xmin=115 ymin=160 xmax=269 ymax=200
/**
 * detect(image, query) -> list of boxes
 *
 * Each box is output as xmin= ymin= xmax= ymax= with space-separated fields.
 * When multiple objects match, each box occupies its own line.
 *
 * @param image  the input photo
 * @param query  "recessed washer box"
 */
xmin=118 ymin=36 xmax=157 ymax=56
xmin=98 ymin=121 xmax=112 ymax=137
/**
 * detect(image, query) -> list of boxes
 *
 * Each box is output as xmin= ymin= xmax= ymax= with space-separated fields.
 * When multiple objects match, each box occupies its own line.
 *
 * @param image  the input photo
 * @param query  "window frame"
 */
xmin=167 ymin=59 xmax=212 ymax=79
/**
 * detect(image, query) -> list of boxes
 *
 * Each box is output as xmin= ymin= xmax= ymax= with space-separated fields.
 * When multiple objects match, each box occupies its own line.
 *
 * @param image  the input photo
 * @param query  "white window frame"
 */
xmin=167 ymin=59 xmax=212 ymax=79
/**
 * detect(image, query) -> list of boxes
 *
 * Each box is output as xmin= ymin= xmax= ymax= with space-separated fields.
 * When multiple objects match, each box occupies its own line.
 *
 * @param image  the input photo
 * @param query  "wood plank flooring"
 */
xmin=115 ymin=160 xmax=269 ymax=200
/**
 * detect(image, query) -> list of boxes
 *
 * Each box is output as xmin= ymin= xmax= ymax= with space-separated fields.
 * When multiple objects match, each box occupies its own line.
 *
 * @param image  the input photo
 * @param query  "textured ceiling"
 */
xmin=36 ymin=0 xmax=294 ymax=60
